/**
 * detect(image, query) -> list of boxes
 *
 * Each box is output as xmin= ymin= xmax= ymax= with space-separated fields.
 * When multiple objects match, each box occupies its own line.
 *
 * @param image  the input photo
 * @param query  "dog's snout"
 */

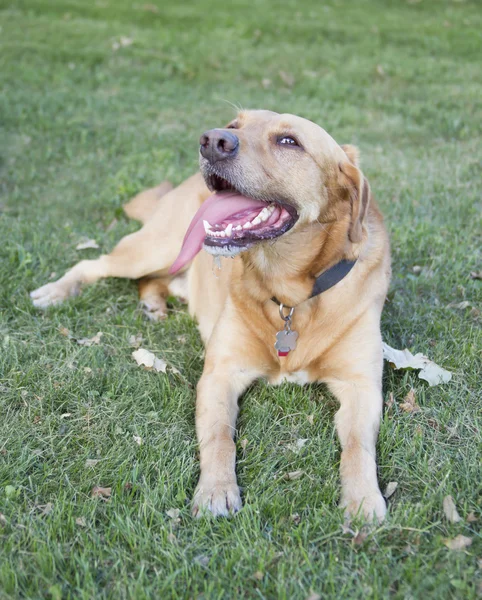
xmin=200 ymin=129 xmax=239 ymax=162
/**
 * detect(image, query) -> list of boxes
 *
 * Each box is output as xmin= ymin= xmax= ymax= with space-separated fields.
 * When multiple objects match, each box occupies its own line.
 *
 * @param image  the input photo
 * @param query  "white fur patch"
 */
xmin=270 ymin=370 xmax=311 ymax=386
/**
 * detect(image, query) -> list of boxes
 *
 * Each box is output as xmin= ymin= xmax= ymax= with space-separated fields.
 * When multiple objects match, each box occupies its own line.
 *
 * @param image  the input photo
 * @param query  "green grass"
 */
xmin=1 ymin=0 xmax=481 ymax=598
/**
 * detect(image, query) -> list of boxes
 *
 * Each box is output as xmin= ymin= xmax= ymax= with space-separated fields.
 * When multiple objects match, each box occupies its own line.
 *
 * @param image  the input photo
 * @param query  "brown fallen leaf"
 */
xmin=240 ymin=438 xmax=248 ymax=450
xmin=75 ymin=516 xmax=87 ymax=527
xmin=466 ymin=511 xmax=477 ymax=523
xmin=443 ymin=534 xmax=472 ymax=551
xmin=129 ymin=333 xmax=143 ymax=348
xmin=469 ymin=271 xmax=482 ymax=280
xmin=442 ymin=495 xmax=462 ymax=523
xmin=376 ymin=64 xmax=386 ymax=77
xmin=77 ymin=332 xmax=103 ymax=346
xmin=39 ymin=502 xmax=53 ymax=516
xmin=253 ymin=571 xmax=264 ymax=581
xmin=306 ymin=414 xmax=314 ymax=425
xmin=385 ymin=392 xmax=395 ymax=410
xmin=384 ymin=481 xmax=398 ymax=499
xmin=85 ymin=459 xmax=99 ymax=468
xmin=0 ymin=513 xmax=6 ymax=527
xmin=76 ymin=238 xmax=99 ymax=250
xmin=399 ymin=388 xmax=420 ymax=413
xmin=446 ymin=300 xmax=471 ymax=310
xmin=353 ymin=529 xmax=369 ymax=545
xmin=279 ymin=70 xmax=295 ymax=87
xmin=91 ymin=486 xmax=111 ymax=500
xmin=59 ymin=326 xmax=71 ymax=337
xmin=284 ymin=470 xmax=304 ymax=481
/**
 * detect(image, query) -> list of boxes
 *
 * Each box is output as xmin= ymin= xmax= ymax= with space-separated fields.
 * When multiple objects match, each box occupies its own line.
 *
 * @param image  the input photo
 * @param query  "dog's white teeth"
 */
xmin=235 ymin=225 xmax=242 ymax=231
xmin=243 ymin=222 xmax=252 ymax=229
xmin=251 ymin=216 xmax=261 ymax=226
xmin=203 ymin=220 xmax=212 ymax=233
xmin=224 ymin=223 xmax=233 ymax=236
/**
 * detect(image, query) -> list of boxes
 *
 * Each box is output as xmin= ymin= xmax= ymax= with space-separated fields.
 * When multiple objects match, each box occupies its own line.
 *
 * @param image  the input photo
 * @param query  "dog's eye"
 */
xmin=278 ymin=136 xmax=299 ymax=147
xmin=226 ymin=122 xmax=238 ymax=129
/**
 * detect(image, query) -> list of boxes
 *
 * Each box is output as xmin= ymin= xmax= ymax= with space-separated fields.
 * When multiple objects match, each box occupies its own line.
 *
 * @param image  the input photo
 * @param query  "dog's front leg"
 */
xmin=328 ymin=376 xmax=386 ymax=522
xmin=192 ymin=365 xmax=257 ymax=517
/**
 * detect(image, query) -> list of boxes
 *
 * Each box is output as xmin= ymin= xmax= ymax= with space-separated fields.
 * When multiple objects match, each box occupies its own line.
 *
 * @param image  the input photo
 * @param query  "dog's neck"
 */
xmin=240 ymin=214 xmax=358 ymax=307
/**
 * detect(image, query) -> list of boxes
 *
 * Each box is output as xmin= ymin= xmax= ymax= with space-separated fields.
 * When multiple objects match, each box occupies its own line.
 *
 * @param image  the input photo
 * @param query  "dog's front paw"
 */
xmin=30 ymin=281 xmax=79 ymax=308
xmin=192 ymin=480 xmax=242 ymax=518
xmin=341 ymin=490 xmax=387 ymax=523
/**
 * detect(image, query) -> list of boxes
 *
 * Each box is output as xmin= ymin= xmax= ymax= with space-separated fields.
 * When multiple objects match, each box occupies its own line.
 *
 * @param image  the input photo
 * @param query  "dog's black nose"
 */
xmin=199 ymin=129 xmax=239 ymax=162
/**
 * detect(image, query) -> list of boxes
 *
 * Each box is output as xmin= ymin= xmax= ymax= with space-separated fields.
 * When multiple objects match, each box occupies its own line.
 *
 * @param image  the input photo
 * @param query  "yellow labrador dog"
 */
xmin=31 ymin=110 xmax=391 ymax=521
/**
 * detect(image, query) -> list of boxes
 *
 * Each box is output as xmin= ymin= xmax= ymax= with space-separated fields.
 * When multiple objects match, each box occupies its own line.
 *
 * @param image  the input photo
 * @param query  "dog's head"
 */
xmin=170 ymin=110 xmax=369 ymax=273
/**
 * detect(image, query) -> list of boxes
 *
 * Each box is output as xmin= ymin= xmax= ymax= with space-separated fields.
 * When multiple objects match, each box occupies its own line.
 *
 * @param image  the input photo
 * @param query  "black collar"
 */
xmin=271 ymin=259 xmax=357 ymax=308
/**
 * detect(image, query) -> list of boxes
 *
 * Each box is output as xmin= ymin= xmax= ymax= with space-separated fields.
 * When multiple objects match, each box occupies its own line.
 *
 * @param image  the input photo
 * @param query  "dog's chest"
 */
xmin=268 ymin=370 xmax=312 ymax=386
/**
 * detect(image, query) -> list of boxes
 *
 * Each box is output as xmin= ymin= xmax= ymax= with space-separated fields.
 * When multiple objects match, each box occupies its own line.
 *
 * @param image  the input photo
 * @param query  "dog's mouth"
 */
xmin=169 ymin=174 xmax=298 ymax=274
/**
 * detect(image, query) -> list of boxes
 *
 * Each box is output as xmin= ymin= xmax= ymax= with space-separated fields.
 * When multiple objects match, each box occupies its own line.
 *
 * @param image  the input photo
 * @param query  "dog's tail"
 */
xmin=123 ymin=181 xmax=174 ymax=224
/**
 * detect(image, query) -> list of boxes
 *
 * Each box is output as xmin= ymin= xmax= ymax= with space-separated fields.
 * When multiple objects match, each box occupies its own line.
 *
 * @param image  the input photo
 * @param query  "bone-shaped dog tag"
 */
xmin=274 ymin=329 xmax=299 ymax=357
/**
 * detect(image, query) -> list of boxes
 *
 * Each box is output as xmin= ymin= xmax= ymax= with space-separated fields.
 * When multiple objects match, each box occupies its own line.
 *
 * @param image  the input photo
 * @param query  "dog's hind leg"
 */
xmin=30 ymin=173 xmax=209 ymax=308
xmin=123 ymin=181 xmax=174 ymax=224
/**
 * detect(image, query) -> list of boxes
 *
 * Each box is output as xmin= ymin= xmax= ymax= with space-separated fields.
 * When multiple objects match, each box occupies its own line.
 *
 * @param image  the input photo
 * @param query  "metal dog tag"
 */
xmin=275 ymin=303 xmax=298 ymax=357
xmin=275 ymin=329 xmax=299 ymax=357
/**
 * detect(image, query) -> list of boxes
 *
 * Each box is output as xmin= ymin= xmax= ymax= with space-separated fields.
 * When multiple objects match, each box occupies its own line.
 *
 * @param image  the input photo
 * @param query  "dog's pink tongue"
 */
xmin=169 ymin=191 xmax=266 ymax=274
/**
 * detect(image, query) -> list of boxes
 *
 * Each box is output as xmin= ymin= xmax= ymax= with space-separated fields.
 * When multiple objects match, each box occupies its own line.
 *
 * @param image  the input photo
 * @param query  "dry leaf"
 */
xmin=133 ymin=435 xmax=142 ymax=446
xmin=383 ymin=343 xmax=452 ymax=386
xmin=75 ymin=516 xmax=87 ymax=527
xmin=376 ymin=64 xmax=386 ymax=77
xmin=284 ymin=470 xmax=304 ymax=481
xmin=446 ymin=300 xmax=471 ymax=310
xmin=129 ymin=333 xmax=143 ymax=348
xmin=112 ymin=36 xmax=133 ymax=51
xmin=287 ymin=438 xmax=308 ymax=453
xmin=443 ymin=495 xmax=462 ymax=523
xmin=166 ymin=508 xmax=180 ymax=520
xmin=291 ymin=513 xmax=301 ymax=525
xmin=132 ymin=348 xmax=167 ymax=373
xmin=306 ymin=594 xmax=322 ymax=600
xmin=385 ymin=481 xmax=398 ymax=499
xmin=353 ymin=530 xmax=369 ymax=545
xmin=77 ymin=332 xmax=103 ymax=346
xmin=466 ymin=512 xmax=477 ymax=523
xmin=0 ymin=513 xmax=6 ymax=527
xmin=240 ymin=438 xmax=248 ymax=450
xmin=307 ymin=414 xmax=314 ymax=425
xmin=59 ymin=326 xmax=71 ymax=337
xmin=253 ymin=571 xmax=264 ymax=581
xmin=84 ymin=367 xmax=92 ymax=374
xmin=386 ymin=392 xmax=395 ymax=410
xmin=76 ymin=238 xmax=99 ymax=250
xmin=412 ymin=265 xmax=422 ymax=274
xmin=279 ymin=70 xmax=295 ymax=87
xmin=143 ymin=4 xmax=159 ymax=13
xmin=469 ymin=271 xmax=482 ymax=280
xmin=399 ymin=388 xmax=420 ymax=413
xmin=39 ymin=502 xmax=53 ymax=516
xmin=91 ymin=486 xmax=111 ymax=500
xmin=443 ymin=535 xmax=472 ymax=551
xmin=60 ymin=413 xmax=71 ymax=419
xmin=85 ymin=459 xmax=99 ymax=468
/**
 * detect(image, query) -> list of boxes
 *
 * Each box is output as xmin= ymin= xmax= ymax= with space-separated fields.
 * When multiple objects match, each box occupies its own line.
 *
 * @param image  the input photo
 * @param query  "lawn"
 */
xmin=0 ymin=0 xmax=481 ymax=598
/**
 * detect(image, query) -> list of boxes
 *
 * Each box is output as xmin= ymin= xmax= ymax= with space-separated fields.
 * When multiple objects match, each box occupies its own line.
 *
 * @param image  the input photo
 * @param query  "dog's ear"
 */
xmin=341 ymin=144 xmax=360 ymax=167
xmin=338 ymin=148 xmax=370 ymax=243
